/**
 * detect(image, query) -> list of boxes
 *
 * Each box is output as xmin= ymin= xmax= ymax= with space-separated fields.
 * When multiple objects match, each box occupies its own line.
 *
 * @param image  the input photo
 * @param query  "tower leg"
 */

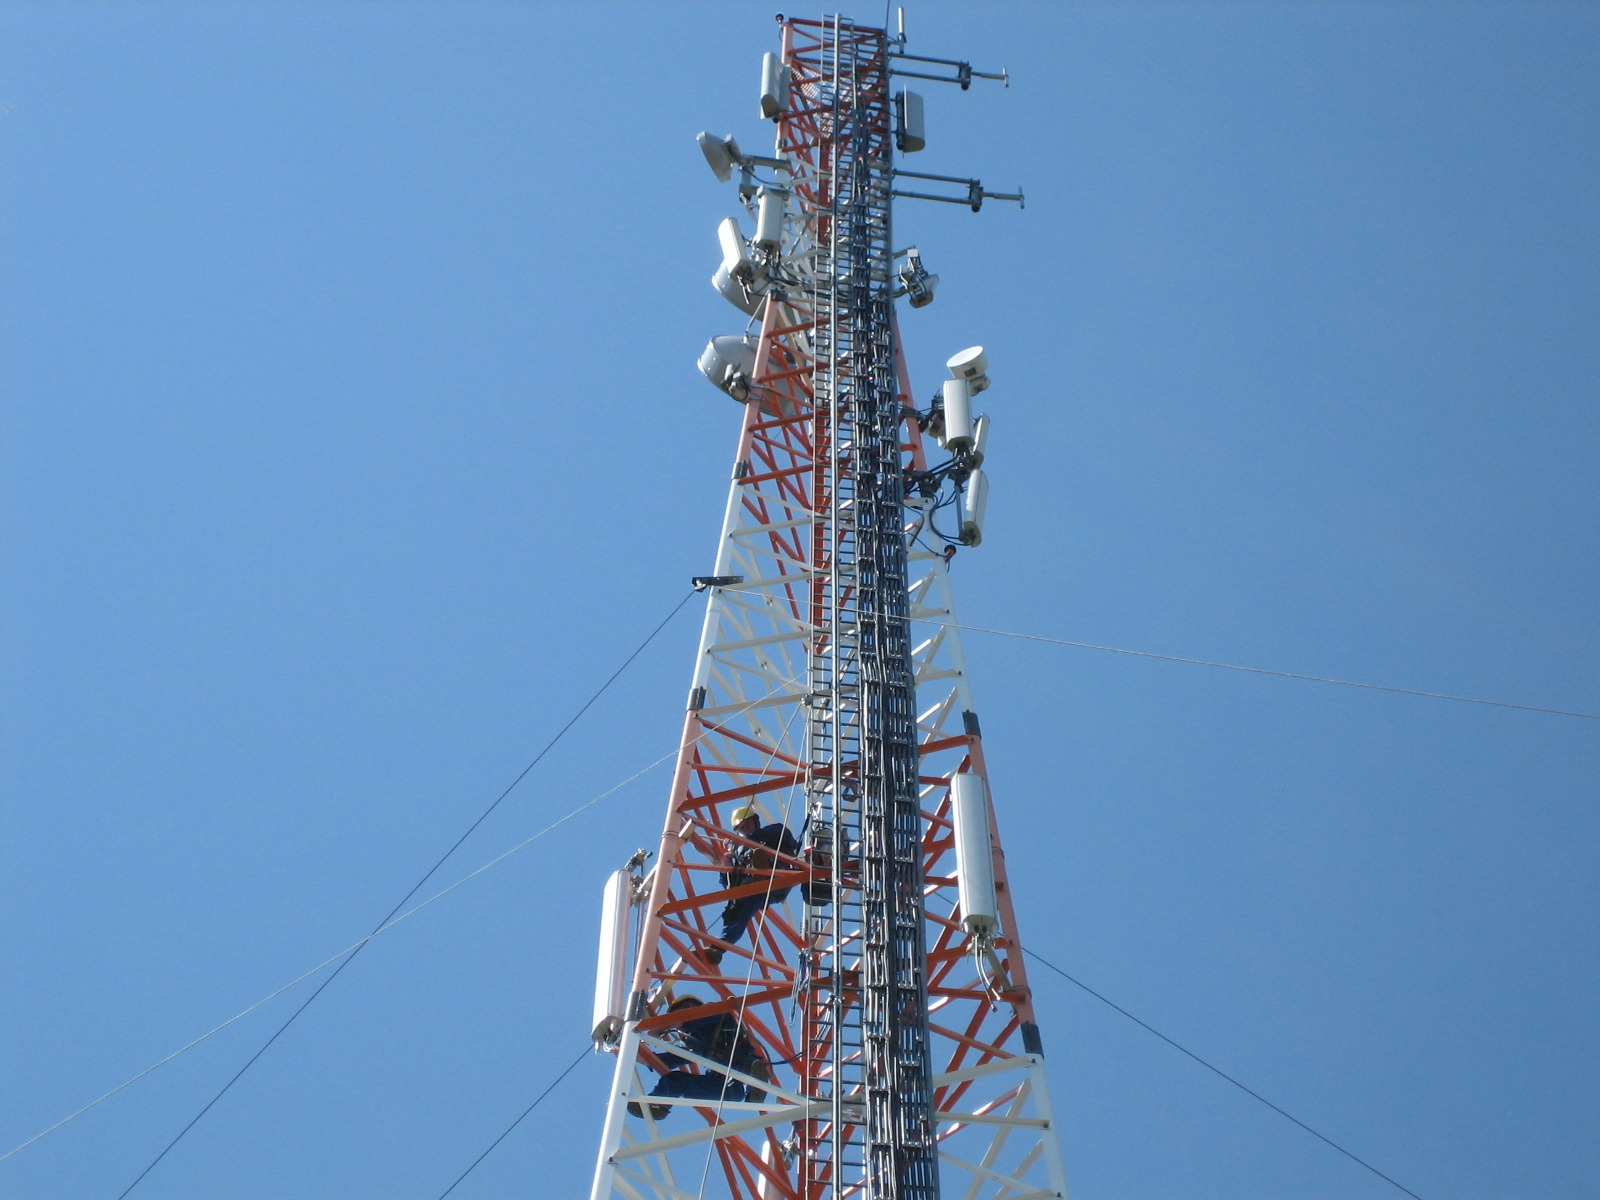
xmin=1027 ymin=1057 xmax=1071 ymax=1200
xmin=590 ymin=1024 xmax=640 ymax=1200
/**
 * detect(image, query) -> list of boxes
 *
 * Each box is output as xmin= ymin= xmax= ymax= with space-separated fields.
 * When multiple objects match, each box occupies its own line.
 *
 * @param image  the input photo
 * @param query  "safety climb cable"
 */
xmin=1023 ymin=947 xmax=1426 ymax=1200
xmin=432 ymin=1044 xmax=590 ymax=1200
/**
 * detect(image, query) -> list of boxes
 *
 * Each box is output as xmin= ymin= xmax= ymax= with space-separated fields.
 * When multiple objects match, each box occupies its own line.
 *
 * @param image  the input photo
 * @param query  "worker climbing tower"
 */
xmin=590 ymin=13 xmax=1063 ymax=1200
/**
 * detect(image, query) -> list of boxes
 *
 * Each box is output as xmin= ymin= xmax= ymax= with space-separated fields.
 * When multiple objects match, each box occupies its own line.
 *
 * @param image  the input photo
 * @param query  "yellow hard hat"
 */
xmin=729 ymin=805 xmax=759 ymax=826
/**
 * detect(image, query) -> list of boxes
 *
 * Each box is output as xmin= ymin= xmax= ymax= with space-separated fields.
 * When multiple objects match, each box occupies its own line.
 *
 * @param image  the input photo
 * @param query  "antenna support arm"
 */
xmin=889 ymin=52 xmax=1009 ymax=90
xmin=892 ymin=170 xmax=1024 ymax=212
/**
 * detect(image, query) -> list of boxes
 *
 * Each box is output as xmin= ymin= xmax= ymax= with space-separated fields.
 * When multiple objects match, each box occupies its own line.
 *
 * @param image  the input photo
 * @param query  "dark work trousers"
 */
xmin=717 ymin=884 xmax=793 ymax=947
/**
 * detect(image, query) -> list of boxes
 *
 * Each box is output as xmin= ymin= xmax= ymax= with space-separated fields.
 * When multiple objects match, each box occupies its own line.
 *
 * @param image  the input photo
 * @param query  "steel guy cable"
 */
xmin=1025 ymin=947 xmax=1427 ymax=1200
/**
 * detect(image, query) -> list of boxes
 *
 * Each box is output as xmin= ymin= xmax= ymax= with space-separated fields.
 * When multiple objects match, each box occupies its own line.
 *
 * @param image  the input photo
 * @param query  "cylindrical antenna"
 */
xmin=951 ymin=773 xmax=998 ymax=938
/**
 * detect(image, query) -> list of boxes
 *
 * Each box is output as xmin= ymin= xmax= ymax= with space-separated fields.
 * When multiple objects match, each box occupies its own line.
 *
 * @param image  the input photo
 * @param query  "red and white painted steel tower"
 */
xmin=590 ymin=14 xmax=1061 ymax=1200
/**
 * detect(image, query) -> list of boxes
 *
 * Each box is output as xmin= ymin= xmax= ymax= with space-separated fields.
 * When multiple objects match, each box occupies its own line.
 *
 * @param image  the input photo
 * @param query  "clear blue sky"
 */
xmin=2 ymin=3 xmax=1595 ymax=1198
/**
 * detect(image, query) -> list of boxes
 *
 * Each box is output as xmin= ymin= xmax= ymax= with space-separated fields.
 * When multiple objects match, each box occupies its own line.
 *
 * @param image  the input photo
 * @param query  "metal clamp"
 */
xmin=691 ymin=574 xmax=745 ymax=591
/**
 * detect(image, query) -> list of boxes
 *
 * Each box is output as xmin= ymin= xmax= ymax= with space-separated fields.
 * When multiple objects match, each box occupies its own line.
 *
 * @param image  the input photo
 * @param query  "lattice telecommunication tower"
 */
xmin=589 ymin=13 xmax=1065 ymax=1200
